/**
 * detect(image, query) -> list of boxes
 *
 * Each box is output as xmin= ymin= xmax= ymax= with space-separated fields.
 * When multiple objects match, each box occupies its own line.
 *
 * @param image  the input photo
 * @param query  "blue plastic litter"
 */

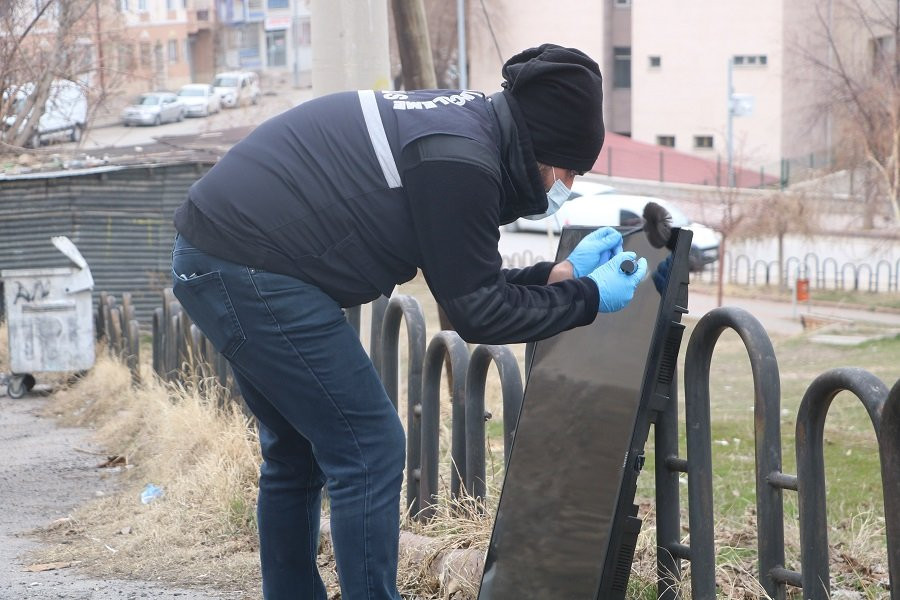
xmin=140 ymin=483 xmax=164 ymax=504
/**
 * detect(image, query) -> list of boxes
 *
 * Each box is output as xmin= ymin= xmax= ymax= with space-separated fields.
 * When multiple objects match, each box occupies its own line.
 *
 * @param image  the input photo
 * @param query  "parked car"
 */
xmin=121 ymin=92 xmax=185 ymax=126
xmin=2 ymin=79 xmax=87 ymax=148
xmin=177 ymin=83 xmax=221 ymax=117
xmin=212 ymin=71 xmax=260 ymax=108
xmin=512 ymin=182 xmax=721 ymax=271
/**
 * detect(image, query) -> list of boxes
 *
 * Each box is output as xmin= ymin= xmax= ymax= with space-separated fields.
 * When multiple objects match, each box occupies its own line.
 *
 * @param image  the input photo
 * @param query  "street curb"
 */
xmin=689 ymin=287 xmax=900 ymax=316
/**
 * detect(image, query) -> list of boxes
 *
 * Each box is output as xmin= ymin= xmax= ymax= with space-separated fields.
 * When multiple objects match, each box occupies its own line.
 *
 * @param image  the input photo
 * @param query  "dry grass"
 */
xmin=12 ymin=274 xmax=898 ymax=599
xmin=33 ymin=357 xmax=265 ymax=596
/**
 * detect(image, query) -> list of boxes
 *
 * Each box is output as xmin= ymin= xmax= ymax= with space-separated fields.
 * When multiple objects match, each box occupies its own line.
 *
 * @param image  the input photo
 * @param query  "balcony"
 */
xmin=187 ymin=4 xmax=214 ymax=31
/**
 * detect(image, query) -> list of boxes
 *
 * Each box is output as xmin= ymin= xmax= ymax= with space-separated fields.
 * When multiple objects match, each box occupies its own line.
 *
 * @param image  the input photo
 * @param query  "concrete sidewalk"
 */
xmin=686 ymin=289 xmax=900 ymax=337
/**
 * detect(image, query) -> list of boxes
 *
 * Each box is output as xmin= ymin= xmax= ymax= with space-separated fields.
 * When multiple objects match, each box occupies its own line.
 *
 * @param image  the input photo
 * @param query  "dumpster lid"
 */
xmin=52 ymin=236 xmax=89 ymax=270
xmin=0 ymin=236 xmax=93 ymax=293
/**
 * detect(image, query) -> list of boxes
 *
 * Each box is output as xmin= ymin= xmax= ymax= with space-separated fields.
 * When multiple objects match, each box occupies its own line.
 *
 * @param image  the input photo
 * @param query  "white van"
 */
xmin=212 ymin=71 xmax=260 ymax=108
xmin=2 ymin=80 xmax=87 ymax=148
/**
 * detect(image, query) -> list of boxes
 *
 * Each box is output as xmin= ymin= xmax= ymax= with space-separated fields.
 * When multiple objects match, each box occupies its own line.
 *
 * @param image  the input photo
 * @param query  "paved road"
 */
xmin=0 ymin=393 xmax=241 ymax=600
xmin=55 ymin=86 xmax=313 ymax=154
xmin=687 ymin=289 xmax=900 ymax=336
xmin=498 ymin=230 xmax=900 ymax=337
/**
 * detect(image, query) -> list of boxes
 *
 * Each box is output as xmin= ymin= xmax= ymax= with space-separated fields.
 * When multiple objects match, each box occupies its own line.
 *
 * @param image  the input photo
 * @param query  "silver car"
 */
xmin=121 ymin=92 xmax=185 ymax=126
xmin=177 ymin=84 xmax=221 ymax=117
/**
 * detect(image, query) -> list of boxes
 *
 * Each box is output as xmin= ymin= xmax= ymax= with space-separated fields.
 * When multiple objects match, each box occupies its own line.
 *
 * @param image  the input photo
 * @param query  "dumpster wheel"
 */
xmin=8 ymin=374 xmax=36 ymax=399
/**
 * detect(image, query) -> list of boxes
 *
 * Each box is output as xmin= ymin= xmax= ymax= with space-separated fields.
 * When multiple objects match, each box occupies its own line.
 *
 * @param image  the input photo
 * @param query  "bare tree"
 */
xmin=740 ymin=190 xmax=821 ymax=290
xmin=800 ymin=0 xmax=900 ymax=226
xmin=699 ymin=184 xmax=748 ymax=307
xmin=0 ymin=0 xmax=124 ymax=152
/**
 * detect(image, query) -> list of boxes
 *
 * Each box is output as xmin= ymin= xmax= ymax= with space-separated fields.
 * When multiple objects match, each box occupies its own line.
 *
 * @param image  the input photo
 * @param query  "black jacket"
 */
xmin=174 ymin=88 xmax=599 ymax=344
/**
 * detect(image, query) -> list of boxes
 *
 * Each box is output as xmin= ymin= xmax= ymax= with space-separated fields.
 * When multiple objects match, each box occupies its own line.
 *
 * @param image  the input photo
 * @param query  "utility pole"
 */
xmin=310 ymin=0 xmax=391 ymax=95
xmin=292 ymin=0 xmax=300 ymax=88
xmin=391 ymin=0 xmax=436 ymax=89
xmin=94 ymin=0 xmax=105 ymax=95
xmin=726 ymin=57 xmax=734 ymax=188
xmin=457 ymin=0 xmax=467 ymax=89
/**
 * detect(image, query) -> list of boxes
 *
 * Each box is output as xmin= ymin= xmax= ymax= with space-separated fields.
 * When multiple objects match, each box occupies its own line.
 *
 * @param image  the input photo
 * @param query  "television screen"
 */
xmin=478 ymin=225 xmax=691 ymax=599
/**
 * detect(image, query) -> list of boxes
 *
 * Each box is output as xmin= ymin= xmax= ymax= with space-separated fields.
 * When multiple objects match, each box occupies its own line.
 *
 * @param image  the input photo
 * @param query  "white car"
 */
xmin=212 ymin=71 xmax=260 ymax=108
xmin=121 ymin=92 xmax=185 ymax=126
xmin=177 ymin=84 xmax=221 ymax=117
xmin=512 ymin=182 xmax=721 ymax=271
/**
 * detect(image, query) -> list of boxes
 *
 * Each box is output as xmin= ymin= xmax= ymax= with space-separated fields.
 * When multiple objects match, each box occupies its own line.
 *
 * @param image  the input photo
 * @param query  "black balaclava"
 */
xmin=501 ymin=43 xmax=605 ymax=173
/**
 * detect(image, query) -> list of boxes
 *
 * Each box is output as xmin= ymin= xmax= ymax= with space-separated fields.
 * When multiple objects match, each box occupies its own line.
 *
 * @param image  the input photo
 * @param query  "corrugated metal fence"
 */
xmin=0 ymin=162 xmax=212 ymax=325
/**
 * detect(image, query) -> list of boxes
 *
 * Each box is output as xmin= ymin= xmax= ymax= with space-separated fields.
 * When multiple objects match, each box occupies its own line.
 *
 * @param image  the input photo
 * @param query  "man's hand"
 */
xmin=565 ymin=227 xmax=623 ymax=278
xmin=587 ymin=252 xmax=648 ymax=312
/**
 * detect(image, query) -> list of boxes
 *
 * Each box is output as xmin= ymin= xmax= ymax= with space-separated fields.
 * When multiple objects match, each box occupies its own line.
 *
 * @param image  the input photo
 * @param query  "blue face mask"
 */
xmin=523 ymin=167 xmax=571 ymax=221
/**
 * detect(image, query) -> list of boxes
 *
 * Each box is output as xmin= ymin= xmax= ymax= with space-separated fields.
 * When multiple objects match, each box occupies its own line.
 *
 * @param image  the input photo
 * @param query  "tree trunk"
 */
xmin=864 ymin=164 xmax=879 ymax=229
xmin=716 ymin=235 xmax=726 ymax=307
xmin=391 ymin=0 xmax=437 ymax=89
xmin=777 ymin=233 xmax=785 ymax=291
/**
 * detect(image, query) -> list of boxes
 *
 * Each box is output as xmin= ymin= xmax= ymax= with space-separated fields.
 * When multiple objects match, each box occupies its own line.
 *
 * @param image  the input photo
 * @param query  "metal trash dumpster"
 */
xmin=1 ymin=236 xmax=95 ymax=397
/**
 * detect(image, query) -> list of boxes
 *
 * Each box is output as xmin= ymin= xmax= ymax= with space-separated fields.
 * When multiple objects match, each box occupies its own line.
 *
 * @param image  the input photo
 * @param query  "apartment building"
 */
xmin=464 ymin=1 xmax=886 ymax=175
xmin=216 ymin=0 xmax=311 ymax=84
xmin=114 ymin=0 xmax=195 ymax=93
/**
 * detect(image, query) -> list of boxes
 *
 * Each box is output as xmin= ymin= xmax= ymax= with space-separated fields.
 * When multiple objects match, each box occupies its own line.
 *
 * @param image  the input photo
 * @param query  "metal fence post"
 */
xmin=654 ymin=374 xmax=683 ymax=600
xmin=880 ymin=378 xmax=900 ymax=595
xmin=464 ymin=344 xmax=523 ymax=503
xmin=152 ymin=307 xmax=164 ymax=377
xmin=369 ymin=295 xmax=389 ymax=373
xmin=795 ymin=368 xmax=891 ymax=600
xmin=419 ymin=331 xmax=470 ymax=519
xmin=379 ymin=295 xmax=427 ymax=514
xmin=684 ymin=306 xmax=787 ymax=600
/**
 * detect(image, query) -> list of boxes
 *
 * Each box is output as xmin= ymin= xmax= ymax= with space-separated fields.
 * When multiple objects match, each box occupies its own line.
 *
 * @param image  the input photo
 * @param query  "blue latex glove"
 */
xmin=653 ymin=254 xmax=673 ymax=295
xmin=587 ymin=252 xmax=649 ymax=313
xmin=566 ymin=227 xmax=624 ymax=278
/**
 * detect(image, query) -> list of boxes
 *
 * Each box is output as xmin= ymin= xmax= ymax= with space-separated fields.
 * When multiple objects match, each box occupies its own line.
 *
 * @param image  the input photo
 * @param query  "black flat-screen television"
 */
xmin=478 ymin=225 xmax=692 ymax=599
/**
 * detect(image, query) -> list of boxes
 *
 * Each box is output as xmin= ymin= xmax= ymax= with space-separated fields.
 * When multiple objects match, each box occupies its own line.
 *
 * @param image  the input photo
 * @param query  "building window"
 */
xmin=871 ymin=35 xmax=894 ymax=72
xmin=117 ymin=43 xmax=135 ymax=70
xmin=119 ymin=0 xmax=128 ymax=11
xmin=138 ymin=0 xmax=147 ymax=10
xmin=613 ymin=46 xmax=631 ymax=89
xmin=614 ymin=0 xmax=631 ymax=6
xmin=297 ymin=18 xmax=311 ymax=45
xmin=733 ymin=54 xmax=767 ymax=67
xmin=268 ymin=0 xmax=289 ymax=8
xmin=266 ymin=29 xmax=287 ymax=67
xmin=694 ymin=135 xmax=714 ymax=149
xmin=649 ymin=55 xmax=661 ymax=68
xmin=140 ymin=41 xmax=152 ymax=68
xmin=656 ymin=135 xmax=675 ymax=148
xmin=75 ymin=41 xmax=95 ymax=74
xmin=167 ymin=39 xmax=178 ymax=63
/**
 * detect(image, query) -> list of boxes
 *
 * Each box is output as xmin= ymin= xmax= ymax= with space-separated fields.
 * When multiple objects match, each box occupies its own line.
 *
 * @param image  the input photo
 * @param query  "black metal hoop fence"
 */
xmin=95 ymin=288 xmax=900 ymax=599
xmin=692 ymin=251 xmax=900 ymax=293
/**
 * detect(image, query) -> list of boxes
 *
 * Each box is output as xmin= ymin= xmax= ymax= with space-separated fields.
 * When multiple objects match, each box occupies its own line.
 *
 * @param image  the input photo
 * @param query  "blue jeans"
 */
xmin=171 ymin=235 xmax=405 ymax=600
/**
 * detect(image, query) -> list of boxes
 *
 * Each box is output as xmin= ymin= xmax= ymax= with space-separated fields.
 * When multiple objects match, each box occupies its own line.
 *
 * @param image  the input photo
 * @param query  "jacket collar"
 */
xmin=488 ymin=91 xmax=547 ymax=224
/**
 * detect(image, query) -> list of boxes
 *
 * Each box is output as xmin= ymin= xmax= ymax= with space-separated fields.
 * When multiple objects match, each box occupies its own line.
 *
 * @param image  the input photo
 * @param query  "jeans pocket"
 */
xmin=172 ymin=271 xmax=246 ymax=358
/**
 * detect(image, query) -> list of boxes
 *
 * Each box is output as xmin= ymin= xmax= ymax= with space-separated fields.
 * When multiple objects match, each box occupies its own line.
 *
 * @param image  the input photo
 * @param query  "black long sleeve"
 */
xmin=403 ymin=155 xmax=598 ymax=345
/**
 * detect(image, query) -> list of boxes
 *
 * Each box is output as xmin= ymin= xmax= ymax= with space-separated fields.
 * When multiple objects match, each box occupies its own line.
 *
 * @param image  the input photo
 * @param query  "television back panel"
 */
xmin=478 ymin=226 xmax=691 ymax=600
